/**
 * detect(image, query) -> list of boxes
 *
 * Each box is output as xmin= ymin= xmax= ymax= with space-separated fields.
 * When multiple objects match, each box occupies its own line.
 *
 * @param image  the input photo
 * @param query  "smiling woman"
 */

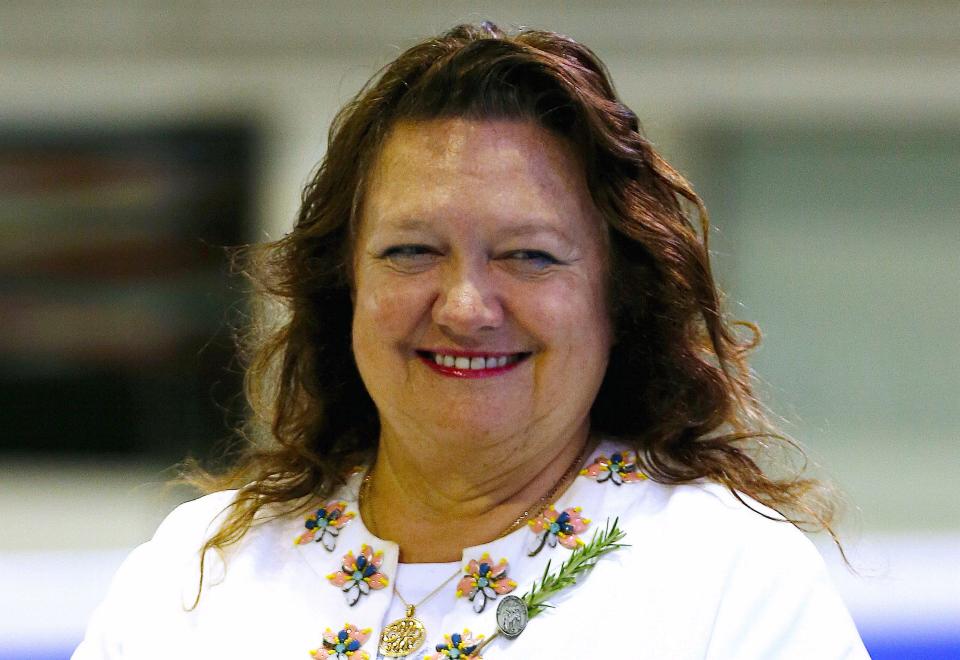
xmin=352 ymin=121 xmax=613 ymax=558
xmin=75 ymin=22 xmax=868 ymax=660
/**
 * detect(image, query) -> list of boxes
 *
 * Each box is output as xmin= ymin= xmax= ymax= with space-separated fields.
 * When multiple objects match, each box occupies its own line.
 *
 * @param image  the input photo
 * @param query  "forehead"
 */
xmin=374 ymin=118 xmax=574 ymax=172
xmin=360 ymin=118 xmax=599 ymax=236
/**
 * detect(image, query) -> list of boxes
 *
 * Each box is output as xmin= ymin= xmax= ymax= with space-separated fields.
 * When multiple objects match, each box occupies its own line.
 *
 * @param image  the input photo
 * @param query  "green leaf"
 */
xmin=520 ymin=518 xmax=627 ymax=619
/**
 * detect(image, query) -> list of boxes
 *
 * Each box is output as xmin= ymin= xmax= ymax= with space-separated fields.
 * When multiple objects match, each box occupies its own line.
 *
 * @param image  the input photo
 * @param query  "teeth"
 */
xmin=429 ymin=352 xmax=523 ymax=370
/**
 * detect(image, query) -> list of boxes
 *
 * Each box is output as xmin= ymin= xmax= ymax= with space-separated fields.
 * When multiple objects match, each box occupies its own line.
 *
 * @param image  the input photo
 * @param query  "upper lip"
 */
xmin=417 ymin=348 xmax=528 ymax=358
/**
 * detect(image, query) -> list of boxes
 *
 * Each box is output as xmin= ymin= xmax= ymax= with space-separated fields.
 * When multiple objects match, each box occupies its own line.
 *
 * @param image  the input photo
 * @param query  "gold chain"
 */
xmin=495 ymin=440 xmax=593 ymax=537
xmin=362 ymin=480 xmax=460 ymax=653
xmin=365 ymin=440 xmax=593 ymax=657
xmin=393 ymin=567 xmax=461 ymax=613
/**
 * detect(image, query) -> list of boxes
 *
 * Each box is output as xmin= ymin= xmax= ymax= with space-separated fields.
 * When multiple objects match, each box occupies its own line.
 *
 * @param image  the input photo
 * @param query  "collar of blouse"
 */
xmin=292 ymin=439 xmax=646 ymax=659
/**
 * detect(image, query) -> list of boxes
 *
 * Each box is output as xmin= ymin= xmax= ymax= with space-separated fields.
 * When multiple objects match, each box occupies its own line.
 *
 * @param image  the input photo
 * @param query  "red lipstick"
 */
xmin=416 ymin=350 xmax=529 ymax=379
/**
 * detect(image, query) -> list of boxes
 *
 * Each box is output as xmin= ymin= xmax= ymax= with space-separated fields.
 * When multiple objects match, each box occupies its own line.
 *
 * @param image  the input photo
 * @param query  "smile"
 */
xmin=416 ymin=350 xmax=530 ymax=378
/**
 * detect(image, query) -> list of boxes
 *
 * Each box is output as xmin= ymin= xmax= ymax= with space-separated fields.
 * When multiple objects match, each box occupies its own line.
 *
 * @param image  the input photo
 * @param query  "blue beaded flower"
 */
xmin=424 ymin=630 xmax=483 ymax=660
xmin=581 ymin=451 xmax=645 ymax=486
xmin=456 ymin=553 xmax=516 ymax=613
xmin=310 ymin=623 xmax=371 ymax=659
xmin=527 ymin=505 xmax=590 ymax=556
xmin=326 ymin=545 xmax=388 ymax=606
xmin=295 ymin=501 xmax=355 ymax=551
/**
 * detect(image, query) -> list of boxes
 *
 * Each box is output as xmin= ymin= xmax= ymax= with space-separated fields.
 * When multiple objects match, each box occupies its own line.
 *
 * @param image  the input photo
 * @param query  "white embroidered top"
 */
xmin=73 ymin=439 xmax=869 ymax=659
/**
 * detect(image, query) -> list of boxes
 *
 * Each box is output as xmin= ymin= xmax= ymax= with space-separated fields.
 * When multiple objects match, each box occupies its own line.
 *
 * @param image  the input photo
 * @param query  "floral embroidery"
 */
xmin=295 ymin=501 xmax=355 ymax=550
xmin=527 ymin=505 xmax=590 ymax=556
xmin=424 ymin=630 xmax=483 ymax=660
xmin=327 ymin=544 xmax=389 ymax=606
xmin=309 ymin=623 xmax=372 ymax=659
xmin=580 ymin=451 xmax=646 ymax=486
xmin=456 ymin=553 xmax=517 ymax=613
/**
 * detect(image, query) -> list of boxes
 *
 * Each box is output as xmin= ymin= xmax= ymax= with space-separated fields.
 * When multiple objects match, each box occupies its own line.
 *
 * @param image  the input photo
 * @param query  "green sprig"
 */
xmin=474 ymin=518 xmax=627 ymax=655
xmin=522 ymin=517 xmax=627 ymax=618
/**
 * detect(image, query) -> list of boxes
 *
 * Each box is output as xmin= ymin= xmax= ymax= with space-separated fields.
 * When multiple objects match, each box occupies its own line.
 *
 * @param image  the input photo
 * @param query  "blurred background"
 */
xmin=1 ymin=2 xmax=957 ymax=658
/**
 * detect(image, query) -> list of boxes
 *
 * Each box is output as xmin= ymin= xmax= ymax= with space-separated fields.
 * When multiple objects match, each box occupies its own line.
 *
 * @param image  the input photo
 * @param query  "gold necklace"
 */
xmin=377 ymin=568 xmax=461 ymax=657
xmin=360 ymin=477 xmax=460 ymax=656
xmin=495 ymin=440 xmax=593 ymax=538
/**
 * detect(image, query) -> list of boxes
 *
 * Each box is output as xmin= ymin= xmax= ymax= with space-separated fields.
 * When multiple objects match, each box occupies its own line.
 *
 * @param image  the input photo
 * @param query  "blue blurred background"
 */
xmin=1 ymin=2 xmax=957 ymax=658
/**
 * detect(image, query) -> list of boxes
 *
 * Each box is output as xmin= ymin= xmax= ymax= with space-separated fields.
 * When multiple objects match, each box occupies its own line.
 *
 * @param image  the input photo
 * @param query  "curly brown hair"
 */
xmin=185 ymin=22 xmax=840 ymax=591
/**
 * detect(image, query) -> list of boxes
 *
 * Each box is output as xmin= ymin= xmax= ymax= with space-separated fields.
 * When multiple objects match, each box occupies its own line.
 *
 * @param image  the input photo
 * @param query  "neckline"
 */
xmin=336 ymin=471 xmax=597 ymax=563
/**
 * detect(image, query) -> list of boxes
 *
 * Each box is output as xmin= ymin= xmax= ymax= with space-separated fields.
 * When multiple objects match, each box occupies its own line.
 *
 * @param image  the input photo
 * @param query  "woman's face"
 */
xmin=352 ymin=119 xmax=612 ymax=453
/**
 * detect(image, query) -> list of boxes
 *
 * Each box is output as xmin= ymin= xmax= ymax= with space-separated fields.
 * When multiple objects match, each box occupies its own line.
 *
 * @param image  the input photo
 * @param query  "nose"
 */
xmin=433 ymin=259 xmax=504 ymax=336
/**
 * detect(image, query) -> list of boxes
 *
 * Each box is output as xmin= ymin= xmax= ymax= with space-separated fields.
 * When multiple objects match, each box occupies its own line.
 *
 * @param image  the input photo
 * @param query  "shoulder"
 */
xmin=611 ymin=474 xmax=829 ymax=592
xmin=582 ymin=439 xmax=827 ymax=605
xmin=103 ymin=489 xmax=245 ymax=597
xmin=585 ymin=444 xmax=866 ymax=658
xmin=637 ymin=481 xmax=838 ymax=611
xmin=73 ymin=491 xmax=241 ymax=658
xmin=590 ymin=438 xmax=815 ymax=562
xmin=638 ymin=480 xmax=809 ymax=547
xmin=150 ymin=490 xmax=240 ymax=548
xmin=75 ymin=489 xmax=313 ymax=658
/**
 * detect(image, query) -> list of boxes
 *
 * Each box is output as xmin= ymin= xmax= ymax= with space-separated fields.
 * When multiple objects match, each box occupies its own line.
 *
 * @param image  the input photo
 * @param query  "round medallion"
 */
xmin=495 ymin=594 xmax=529 ymax=639
xmin=379 ymin=616 xmax=426 ymax=657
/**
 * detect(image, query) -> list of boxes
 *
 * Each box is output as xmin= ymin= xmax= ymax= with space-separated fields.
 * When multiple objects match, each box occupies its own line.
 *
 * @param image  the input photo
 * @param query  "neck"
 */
xmin=362 ymin=424 xmax=591 ymax=563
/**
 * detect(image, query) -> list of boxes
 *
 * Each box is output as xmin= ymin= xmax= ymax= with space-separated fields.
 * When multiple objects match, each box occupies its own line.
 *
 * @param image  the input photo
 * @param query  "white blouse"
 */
xmin=74 ymin=440 xmax=869 ymax=659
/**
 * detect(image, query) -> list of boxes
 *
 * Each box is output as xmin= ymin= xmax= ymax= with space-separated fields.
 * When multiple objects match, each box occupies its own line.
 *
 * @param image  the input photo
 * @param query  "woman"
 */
xmin=76 ymin=22 xmax=867 ymax=659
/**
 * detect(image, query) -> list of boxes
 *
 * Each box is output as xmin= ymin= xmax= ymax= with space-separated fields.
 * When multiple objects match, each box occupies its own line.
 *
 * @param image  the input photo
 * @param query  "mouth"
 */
xmin=415 ymin=349 xmax=531 ymax=378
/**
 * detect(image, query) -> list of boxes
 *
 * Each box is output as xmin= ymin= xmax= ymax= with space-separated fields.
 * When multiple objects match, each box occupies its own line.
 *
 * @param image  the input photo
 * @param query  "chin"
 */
xmin=424 ymin=410 xmax=526 ymax=446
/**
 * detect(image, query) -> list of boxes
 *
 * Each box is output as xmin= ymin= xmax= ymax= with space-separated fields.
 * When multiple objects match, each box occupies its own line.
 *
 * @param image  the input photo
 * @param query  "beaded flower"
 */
xmin=456 ymin=553 xmax=517 ymax=613
xmin=309 ymin=623 xmax=371 ymax=660
xmin=527 ymin=505 xmax=590 ymax=556
xmin=424 ymin=630 xmax=484 ymax=660
xmin=580 ymin=451 xmax=646 ymax=486
xmin=295 ymin=501 xmax=355 ymax=551
xmin=327 ymin=544 xmax=389 ymax=606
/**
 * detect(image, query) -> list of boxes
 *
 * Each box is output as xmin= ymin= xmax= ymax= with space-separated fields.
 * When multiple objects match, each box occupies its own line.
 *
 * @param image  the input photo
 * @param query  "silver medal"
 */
xmin=495 ymin=594 xmax=529 ymax=639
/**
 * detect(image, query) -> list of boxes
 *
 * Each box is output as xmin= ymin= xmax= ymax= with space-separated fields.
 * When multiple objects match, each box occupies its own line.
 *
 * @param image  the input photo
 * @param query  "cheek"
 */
xmin=535 ymin=279 xmax=612 ymax=411
xmin=352 ymin=275 xmax=432 ymax=351
xmin=352 ymin=283 xmax=407 ymax=394
xmin=524 ymin=276 xmax=612 ymax=353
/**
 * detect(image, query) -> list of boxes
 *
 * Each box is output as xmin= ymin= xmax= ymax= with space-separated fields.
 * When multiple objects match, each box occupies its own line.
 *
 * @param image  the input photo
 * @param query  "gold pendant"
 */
xmin=378 ymin=606 xmax=426 ymax=657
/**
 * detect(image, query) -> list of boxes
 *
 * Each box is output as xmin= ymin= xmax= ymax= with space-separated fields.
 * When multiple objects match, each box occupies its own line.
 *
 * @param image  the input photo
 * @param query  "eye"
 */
xmin=502 ymin=250 xmax=561 ymax=270
xmin=377 ymin=244 xmax=440 ymax=271
xmin=380 ymin=244 xmax=435 ymax=259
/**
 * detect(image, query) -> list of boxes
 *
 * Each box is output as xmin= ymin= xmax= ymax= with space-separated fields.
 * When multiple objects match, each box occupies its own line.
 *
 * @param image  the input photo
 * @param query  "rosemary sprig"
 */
xmin=474 ymin=518 xmax=627 ymax=654
xmin=522 ymin=517 xmax=627 ymax=617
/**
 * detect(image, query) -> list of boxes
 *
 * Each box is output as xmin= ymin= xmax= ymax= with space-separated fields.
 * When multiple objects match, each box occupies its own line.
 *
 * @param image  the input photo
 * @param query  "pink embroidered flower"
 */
xmin=527 ymin=505 xmax=590 ymax=556
xmin=326 ymin=544 xmax=389 ymax=606
xmin=456 ymin=553 xmax=517 ymax=613
xmin=295 ymin=501 xmax=355 ymax=551
xmin=309 ymin=623 xmax=371 ymax=660
xmin=424 ymin=630 xmax=483 ymax=660
xmin=580 ymin=451 xmax=645 ymax=486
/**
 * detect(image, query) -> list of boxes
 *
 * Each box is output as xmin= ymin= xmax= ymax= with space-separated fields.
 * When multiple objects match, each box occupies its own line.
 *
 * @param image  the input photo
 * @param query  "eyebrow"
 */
xmin=382 ymin=218 xmax=574 ymax=243
xmin=383 ymin=218 xmax=434 ymax=232
xmin=498 ymin=223 xmax=573 ymax=243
